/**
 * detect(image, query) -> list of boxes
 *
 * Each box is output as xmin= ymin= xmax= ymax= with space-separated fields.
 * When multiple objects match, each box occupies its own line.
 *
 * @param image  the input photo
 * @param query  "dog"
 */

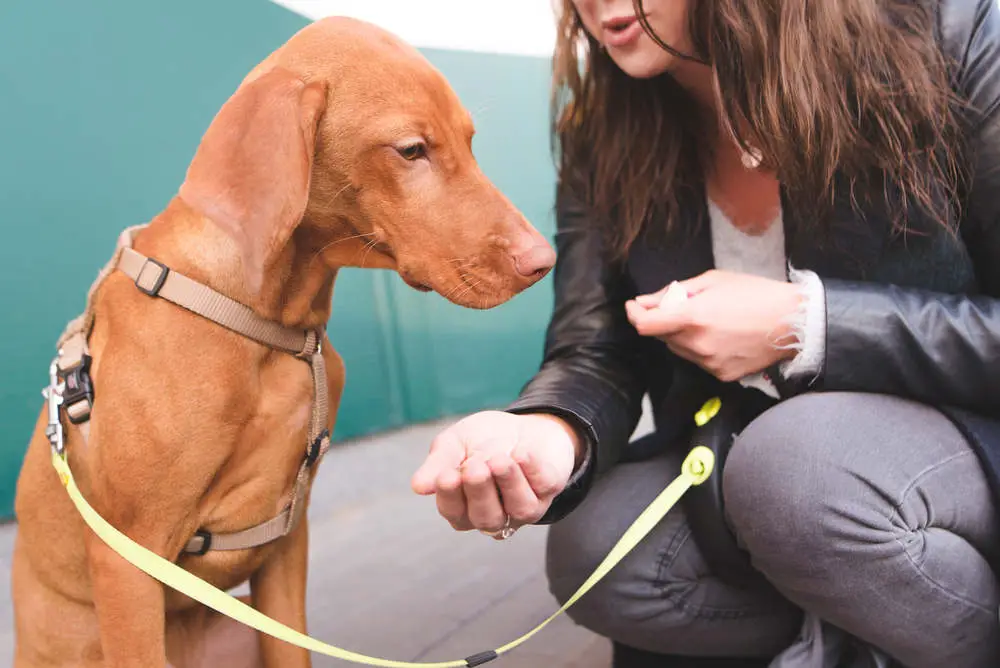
xmin=11 ymin=17 xmax=554 ymax=668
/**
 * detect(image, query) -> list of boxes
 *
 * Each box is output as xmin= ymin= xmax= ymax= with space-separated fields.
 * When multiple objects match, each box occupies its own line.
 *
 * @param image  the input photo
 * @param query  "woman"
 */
xmin=411 ymin=0 xmax=1000 ymax=666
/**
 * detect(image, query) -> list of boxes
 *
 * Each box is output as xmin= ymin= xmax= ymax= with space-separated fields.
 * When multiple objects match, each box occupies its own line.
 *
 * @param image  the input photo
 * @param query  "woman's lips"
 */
xmin=602 ymin=16 xmax=643 ymax=48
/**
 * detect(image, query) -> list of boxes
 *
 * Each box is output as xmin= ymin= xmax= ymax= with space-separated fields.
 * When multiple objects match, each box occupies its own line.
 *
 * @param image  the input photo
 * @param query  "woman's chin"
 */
xmin=611 ymin=51 xmax=674 ymax=79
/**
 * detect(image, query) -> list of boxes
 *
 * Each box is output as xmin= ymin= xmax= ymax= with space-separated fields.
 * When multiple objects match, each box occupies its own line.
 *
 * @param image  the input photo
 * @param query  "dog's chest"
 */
xmin=170 ymin=349 xmax=344 ymax=598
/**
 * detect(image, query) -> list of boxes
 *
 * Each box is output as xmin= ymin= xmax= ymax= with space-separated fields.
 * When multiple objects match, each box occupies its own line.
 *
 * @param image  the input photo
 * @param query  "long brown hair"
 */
xmin=552 ymin=0 xmax=966 ymax=257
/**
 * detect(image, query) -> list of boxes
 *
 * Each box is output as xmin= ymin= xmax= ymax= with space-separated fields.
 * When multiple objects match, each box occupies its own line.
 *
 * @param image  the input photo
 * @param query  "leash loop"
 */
xmin=684 ymin=446 xmax=714 ymax=483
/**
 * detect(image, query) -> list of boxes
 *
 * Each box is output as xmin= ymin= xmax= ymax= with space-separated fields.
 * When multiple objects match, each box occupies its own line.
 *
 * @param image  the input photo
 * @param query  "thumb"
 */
xmin=626 ymin=298 xmax=689 ymax=337
xmin=411 ymin=431 xmax=465 ymax=495
xmin=634 ymin=285 xmax=671 ymax=309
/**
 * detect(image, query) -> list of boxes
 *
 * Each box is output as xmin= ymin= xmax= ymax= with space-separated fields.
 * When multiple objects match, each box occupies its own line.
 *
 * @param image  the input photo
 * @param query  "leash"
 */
xmin=47 ymin=406 xmax=716 ymax=667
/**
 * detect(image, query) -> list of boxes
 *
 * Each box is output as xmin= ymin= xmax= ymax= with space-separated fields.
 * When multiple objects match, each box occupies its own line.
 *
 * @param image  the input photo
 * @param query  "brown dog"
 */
xmin=11 ymin=17 xmax=554 ymax=668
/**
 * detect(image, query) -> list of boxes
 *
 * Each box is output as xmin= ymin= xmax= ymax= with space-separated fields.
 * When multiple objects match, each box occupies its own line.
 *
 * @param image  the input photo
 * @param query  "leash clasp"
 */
xmin=42 ymin=359 xmax=65 ymax=455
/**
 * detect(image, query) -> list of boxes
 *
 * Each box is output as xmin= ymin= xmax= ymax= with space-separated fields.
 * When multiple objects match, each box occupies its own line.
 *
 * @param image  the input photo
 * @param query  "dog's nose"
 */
xmin=512 ymin=244 xmax=556 ymax=279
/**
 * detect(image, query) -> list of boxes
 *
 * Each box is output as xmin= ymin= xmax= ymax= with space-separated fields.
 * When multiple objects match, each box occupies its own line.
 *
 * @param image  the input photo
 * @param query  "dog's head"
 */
xmin=178 ymin=17 xmax=554 ymax=309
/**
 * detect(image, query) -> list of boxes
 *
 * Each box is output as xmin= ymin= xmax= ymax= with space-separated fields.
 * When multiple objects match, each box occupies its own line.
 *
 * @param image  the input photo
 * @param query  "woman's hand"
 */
xmin=625 ymin=270 xmax=803 ymax=382
xmin=410 ymin=411 xmax=581 ymax=536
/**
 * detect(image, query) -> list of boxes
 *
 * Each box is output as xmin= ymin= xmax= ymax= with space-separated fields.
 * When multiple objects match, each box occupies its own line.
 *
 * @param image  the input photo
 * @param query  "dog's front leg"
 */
xmin=86 ymin=530 xmax=168 ymax=667
xmin=250 ymin=516 xmax=311 ymax=668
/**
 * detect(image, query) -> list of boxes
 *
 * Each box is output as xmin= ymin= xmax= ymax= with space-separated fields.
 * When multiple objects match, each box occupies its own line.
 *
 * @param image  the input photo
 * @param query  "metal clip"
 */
xmin=42 ymin=358 xmax=65 ymax=455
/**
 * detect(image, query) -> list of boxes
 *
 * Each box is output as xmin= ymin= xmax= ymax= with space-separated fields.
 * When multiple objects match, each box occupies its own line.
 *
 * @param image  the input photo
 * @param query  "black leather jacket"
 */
xmin=507 ymin=0 xmax=1000 ymax=523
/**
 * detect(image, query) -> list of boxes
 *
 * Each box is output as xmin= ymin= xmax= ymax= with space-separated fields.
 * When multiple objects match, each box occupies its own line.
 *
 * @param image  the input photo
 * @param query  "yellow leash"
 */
xmin=50 ymin=425 xmax=716 ymax=667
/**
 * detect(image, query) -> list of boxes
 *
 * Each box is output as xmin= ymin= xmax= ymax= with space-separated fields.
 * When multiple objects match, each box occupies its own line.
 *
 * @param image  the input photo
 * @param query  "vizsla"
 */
xmin=11 ymin=17 xmax=554 ymax=668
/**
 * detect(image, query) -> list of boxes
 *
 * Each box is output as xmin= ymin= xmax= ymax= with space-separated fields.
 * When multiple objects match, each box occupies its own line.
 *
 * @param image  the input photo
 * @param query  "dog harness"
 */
xmin=44 ymin=224 xmax=331 ymax=555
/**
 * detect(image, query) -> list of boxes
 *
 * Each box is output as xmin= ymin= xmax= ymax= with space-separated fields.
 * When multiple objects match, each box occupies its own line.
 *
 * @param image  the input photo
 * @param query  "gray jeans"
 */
xmin=546 ymin=392 xmax=1000 ymax=667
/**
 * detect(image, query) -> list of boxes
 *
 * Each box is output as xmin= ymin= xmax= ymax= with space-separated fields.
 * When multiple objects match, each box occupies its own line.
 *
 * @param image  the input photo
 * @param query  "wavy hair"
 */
xmin=552 ymin=0 xmax=966 ymax=256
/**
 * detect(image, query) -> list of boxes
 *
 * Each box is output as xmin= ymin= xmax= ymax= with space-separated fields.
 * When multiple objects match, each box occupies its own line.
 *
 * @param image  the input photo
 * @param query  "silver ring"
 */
xmin=479 ymin=514 xmax=517 ymax=540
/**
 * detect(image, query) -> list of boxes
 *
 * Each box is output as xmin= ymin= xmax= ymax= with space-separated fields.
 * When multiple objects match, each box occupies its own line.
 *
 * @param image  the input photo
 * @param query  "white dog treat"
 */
xmin=659 ymin=281 xmax=688 ymax=309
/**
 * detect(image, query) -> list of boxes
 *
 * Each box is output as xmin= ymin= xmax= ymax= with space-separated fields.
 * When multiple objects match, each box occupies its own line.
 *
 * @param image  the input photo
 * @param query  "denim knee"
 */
xmin=721 ymin=394 xmax=861 ymax=581
xmin=721 ymin=392 xmax=973 ymax=584
xmin=544 ymin=506 xmax=698 ymax=638
xmin=544 ymin=463 xmax=803 ymax=658
xmin=720 ymin=392 xmax=1000 ymax=667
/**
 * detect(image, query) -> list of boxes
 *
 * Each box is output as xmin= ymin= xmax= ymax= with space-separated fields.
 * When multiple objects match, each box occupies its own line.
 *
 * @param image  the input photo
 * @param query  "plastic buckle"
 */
xmin=135 ymin=258 xmax=169 ymax=297
xmin=305 ymin=429 xmax=329 ymax=468
xmin=59 ymin=354 xmax=94 ymax=425
xmin=190 ymin=529 xmax=213 ymax=556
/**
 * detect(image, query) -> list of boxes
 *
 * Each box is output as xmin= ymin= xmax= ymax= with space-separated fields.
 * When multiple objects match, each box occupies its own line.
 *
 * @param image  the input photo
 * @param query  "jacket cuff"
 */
xmin=779 ymin=267 xmax=827 ymax=382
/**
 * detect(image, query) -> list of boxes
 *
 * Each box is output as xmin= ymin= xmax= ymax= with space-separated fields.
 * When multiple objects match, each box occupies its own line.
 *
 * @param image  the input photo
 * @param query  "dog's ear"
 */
xmin=179 ymin=67 xmax=328 ymax=293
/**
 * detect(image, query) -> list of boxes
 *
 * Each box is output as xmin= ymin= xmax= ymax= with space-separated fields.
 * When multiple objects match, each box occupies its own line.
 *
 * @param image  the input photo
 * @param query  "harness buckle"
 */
xmin=135 ymin=258 xmax=169 ymax=297
xmin=305 ymin=429 xmax=329 ymax=468
xmin=189 ymin=529 xmax=213 ymax=556
xmin=59 ymin=354 xmax=94 ymax=425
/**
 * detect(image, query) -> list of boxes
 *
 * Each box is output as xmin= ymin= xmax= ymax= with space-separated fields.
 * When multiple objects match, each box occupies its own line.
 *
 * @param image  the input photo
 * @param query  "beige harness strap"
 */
xmin=53 ymin=225 xmax=331 ymax=556
xmin=183 ymin=348 xmax=330 ymax=555
xmin=117 ymin=247 xmax=313 ymax=357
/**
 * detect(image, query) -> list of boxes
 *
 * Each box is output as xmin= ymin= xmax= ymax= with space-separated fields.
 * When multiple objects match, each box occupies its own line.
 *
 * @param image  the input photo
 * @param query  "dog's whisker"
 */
xmin=442 ymin=268 xmax=473 ymax=301
xmin=448 ymin=259 xmax=478 ymax=274
xmin=453 ymin=279 xmax=482 ymax=304
xmin=442 ymin=278 xmax=465 ymax=302
xmin=350 ymin=238 xmax=374 ymax=266
xmin=470 ymin=101 xmax=493 ymax=121
xmin=443 ymin=280 xmax=464 ymax=302
xmin=359 ymin=238 xmax=379 ymax=269
xmin=458 ymin=269 xmax=476 ymax=291
xmin=312 ymin=232 xmax=377 ymax=268
xmin=321 ymin=231 xmax=376 ymax=251
xmin=306 ymin=184 xmax=370 ymax=267
xmin=464 ymin=280 xmax=484 ymax=301
xmin=309 ymin=233 xmax=372 ymax=271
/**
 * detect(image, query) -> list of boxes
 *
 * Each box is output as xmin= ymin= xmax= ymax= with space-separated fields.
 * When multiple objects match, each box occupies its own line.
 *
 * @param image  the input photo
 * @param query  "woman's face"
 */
xmin=570 ymin=0 xmax=693 ymax=79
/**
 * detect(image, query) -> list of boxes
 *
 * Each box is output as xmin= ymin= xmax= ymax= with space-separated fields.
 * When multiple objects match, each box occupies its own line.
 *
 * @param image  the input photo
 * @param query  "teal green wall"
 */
xmin=0 ymin=1 xmax=556 ymax=517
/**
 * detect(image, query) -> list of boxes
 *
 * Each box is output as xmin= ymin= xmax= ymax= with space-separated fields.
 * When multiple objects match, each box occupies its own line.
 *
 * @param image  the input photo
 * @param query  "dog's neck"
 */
xmin=134 ymin=198 xmax=345 ymax=330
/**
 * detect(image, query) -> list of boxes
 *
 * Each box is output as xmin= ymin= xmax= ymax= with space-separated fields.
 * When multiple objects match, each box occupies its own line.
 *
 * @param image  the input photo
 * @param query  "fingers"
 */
xmin=411 ymin=430 xmax=465 ymax=495
xmin=489 ymin=453 xmax=543 ymax=524
xmin=625 ymin=299 xmax=690 ymax=337
xmin=513 ymin=448 xmax=564 ymax=501
xmin=461 ymin=455 xmax=507 ymax=531
xmin=634 ymin=272 xmax=720 ymax=311
xmin=634 ymin=286 xmax=669 ymax=308
xmin=431 ymin=453 xmax=540 ymax=532
xmin=435 ymin=453 xmax=553 ymax=532
xmin=635 ymin=281 xmax=689 ymax=309
xmin=435 ymin=467 xmax=472 ymax=531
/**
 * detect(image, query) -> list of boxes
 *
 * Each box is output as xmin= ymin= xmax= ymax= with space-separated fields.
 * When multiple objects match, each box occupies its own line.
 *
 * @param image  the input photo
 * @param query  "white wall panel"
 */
xmin=271 ymin=0 xmax=560 ymax=56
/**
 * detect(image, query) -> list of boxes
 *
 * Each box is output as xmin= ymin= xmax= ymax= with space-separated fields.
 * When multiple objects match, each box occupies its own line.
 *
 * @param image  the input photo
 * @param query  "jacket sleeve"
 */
xmin=506 ymin=188 xmax=653 ymax=522
xmin=779 ymin=0 xmax=1000 ymax=414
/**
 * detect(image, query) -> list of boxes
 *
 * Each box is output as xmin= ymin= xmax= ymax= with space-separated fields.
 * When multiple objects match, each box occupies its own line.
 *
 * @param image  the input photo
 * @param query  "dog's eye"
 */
xmin=396 ymin=142 xmax=428 ymax=161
